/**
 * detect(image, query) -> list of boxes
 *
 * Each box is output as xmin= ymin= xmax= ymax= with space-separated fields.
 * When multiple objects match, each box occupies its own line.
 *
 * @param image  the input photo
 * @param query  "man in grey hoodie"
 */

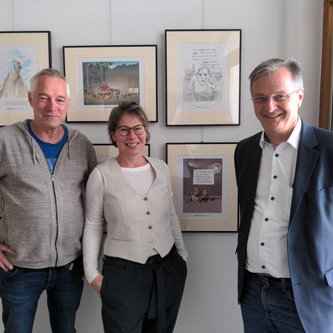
xmin=0 ymin=68 xmax=97 ymax=333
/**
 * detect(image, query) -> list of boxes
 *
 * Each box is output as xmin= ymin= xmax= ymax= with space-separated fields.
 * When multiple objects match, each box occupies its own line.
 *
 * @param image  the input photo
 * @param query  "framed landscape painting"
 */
xmin=63 ymin=45 xmax=157 ymax=123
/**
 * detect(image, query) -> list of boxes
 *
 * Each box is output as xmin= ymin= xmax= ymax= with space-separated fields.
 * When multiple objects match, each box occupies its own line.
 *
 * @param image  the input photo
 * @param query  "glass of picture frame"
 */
xmin=166 ymin=142 xmax=238 ymax=232
xmin=165 ymin=29 xmax=241 ymax=126
xmin=63 ymin=45 xmax=157 ymax=123
xmin=0 ymin=31 xmax=51 ymax=126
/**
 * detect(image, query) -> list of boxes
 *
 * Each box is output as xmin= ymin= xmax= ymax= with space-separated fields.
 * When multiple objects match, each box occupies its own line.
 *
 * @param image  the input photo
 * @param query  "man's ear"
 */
xmin=297 ymin=88 xmax=305 ymax=109
xmin=28 ymin=92 xmax=33 ymax=107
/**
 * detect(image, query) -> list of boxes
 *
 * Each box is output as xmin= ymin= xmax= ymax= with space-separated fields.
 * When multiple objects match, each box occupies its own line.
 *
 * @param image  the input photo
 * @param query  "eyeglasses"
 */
xmin=117 ymin=125 xmax=146 ymax=137
xmin=251 ymin=89 xmax=300 ymax=105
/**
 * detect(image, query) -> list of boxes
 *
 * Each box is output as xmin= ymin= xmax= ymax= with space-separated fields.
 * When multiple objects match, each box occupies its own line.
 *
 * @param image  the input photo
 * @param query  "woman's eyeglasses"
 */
xmin=117 ymin=125 xmax=146 ymax=137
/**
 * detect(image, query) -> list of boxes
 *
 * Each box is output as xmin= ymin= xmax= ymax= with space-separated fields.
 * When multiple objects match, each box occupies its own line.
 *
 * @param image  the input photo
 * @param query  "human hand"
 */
xmin=0 ymin=243 xmax=17 ymax=271
xmin=91 ymin=274 xmax=104 ymax=294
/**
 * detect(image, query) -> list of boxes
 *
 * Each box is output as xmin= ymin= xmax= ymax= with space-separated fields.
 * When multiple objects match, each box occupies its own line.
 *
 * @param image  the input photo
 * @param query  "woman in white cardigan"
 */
xmin=83 ymin=101 xmax=188 ymax=333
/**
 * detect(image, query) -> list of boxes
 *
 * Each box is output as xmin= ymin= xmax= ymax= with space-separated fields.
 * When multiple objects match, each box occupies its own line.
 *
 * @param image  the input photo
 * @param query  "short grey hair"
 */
xmin=29 ymin=68 xmax=70 ymax=98
xmin=249 ymin=58 xmax=304 ymax=93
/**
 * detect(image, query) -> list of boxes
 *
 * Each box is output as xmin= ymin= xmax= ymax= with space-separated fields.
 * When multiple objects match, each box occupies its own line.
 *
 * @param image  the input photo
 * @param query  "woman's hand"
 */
xmin=91 ymin=274 xmax=104 ymax=294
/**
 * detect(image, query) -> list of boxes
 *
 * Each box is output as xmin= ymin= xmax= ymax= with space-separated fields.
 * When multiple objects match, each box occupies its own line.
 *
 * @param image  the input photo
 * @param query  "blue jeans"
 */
xmin=240 ymin=272 xmax=305 ymax=333
xmin=0 ymin=257 xmax=84 ymax=333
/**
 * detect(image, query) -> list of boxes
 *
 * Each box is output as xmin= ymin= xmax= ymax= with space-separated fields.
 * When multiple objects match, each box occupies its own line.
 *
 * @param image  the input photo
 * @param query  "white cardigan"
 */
xmin=83 ymin=157 xmax=188 ymax=283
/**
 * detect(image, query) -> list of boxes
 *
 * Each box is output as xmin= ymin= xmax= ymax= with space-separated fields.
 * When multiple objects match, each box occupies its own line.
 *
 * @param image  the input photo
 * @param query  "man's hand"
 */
xmin=0 ymin=243 xmax=17 ymax=271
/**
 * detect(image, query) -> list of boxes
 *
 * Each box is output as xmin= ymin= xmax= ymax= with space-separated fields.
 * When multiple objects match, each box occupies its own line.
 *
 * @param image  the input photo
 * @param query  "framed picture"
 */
xmin=165 ymin=29 xmax=241 ymax=126
xmin=93 ymin=143 xmax=150 ymax=164
xmin=166 ymin=142 xmax=238 ymax=232
xmin=0 ymin=31 xmax=51 ymax=126
xmin=63 ymin=45 xmax=157 ymax=123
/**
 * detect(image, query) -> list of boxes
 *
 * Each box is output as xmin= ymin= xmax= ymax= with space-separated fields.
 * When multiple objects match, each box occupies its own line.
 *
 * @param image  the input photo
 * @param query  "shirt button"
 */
xmin=275 ymin=153 xmax=279 ymax=157
xmin=273 ymin=175 xmax=277 ymax=179
xmin=146 ymin=211 xmax=150 ymax=215
xmin=260 ymin=242 xmax=265 ymax=246
xmin=270 ymin=197 xmax=275 ymax=201
xmin=262 ymin=265 xmax=266 ymax=269
xmin=265 ymin=217 xmax=269 ymax=222
xmin=148 ymin=225 xmax=152 ymax=229
xmin=144 ymin=197 xmax=148 ymax=201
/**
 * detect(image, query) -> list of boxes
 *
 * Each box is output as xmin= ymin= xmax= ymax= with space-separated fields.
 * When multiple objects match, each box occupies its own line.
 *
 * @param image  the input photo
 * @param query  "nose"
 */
xmin=127 ymin=128 xmax=138 ymax=138
xmin=264 ymin=96 xmax=278 ymax=110
xmin=47 ymin=98 xmax=58 ymax=111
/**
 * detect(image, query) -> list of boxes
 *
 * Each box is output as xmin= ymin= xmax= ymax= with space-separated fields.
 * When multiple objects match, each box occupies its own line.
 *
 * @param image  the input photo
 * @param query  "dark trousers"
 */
xmin=100 ymin=246 xmax=187 ymax=333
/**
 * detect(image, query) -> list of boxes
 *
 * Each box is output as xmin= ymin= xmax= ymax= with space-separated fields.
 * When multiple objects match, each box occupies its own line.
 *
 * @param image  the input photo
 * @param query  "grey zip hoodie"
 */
xmin=0 ymin=120 xmax=97 ymax=268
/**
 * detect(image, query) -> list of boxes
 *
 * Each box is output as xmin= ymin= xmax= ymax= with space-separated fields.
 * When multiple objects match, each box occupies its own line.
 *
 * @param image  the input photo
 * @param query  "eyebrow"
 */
xmin=253 ymin=90 xmax=289 ymax=96
xmin=118 ymin=123 xmax=143 ymax=127
xmin=37 ymin=93 xmax=67 ymax=99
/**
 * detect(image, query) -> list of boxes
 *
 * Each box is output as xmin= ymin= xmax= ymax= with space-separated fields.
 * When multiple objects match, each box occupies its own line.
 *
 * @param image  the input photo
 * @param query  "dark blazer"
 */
xmin=235 ymin=120 xmax=333 ymax=332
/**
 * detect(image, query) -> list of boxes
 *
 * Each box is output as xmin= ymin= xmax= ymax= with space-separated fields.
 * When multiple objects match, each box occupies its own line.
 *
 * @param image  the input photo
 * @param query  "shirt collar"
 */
xmin=259 ymin=116 xmax=302 ymax=150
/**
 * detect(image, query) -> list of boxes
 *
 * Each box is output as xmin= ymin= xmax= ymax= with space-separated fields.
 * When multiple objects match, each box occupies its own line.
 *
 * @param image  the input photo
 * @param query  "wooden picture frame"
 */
xmin=319 ymin=0 xmax=333 ymax=130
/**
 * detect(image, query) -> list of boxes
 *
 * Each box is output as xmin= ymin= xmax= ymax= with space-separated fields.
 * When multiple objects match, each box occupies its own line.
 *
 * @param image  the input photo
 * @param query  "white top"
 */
xmin=83 ymin=157 xmax=188 ymax=283
xmin=246 ymin=118 xmax=301 ymax=278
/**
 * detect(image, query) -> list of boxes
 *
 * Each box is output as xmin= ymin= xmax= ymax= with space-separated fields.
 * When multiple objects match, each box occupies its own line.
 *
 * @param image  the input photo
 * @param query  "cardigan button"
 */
xmin=148 ymin=225 xmax=152 ymax=229
xmin=146 ymin=211 xmax=150 ymax=215
xmin=144 ymin=197 xmax=148 ymax=201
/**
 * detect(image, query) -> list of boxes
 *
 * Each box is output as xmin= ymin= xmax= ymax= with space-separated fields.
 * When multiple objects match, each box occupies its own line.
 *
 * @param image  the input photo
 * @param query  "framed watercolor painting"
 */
xmin=63 ymin=45 xmax=157 ymax=123
xmin=0 ymin=31 xmax=51 ymax=126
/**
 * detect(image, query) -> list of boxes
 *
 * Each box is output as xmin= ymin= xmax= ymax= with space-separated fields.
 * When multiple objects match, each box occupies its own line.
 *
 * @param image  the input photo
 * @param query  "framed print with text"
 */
xmin=165 ymin=29 xmax=241 ymax=126
xmin=0 ymin=31 xmax=51 ymax=126
xmin=94 ymin=143 xmax=150 ymax=164
xmin=166 ymin=142 xmax=238 ymax=232
xmin=63 ymin=45 xmax=157 ymax=123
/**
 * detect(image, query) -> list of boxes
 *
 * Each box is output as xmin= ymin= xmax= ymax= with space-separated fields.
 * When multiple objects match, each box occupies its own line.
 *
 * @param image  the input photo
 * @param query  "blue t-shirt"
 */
xmin=27 ymin=120 xmax=68 ymax=174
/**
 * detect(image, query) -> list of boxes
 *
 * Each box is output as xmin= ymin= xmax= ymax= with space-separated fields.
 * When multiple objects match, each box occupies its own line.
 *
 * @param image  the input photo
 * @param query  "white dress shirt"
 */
xmin=246 ymin=118 xmax=302 ymax=278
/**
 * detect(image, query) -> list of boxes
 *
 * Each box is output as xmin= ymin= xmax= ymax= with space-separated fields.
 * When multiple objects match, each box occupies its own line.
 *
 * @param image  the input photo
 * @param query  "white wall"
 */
xmin=0 ymin=0 xmax=323 ymax=332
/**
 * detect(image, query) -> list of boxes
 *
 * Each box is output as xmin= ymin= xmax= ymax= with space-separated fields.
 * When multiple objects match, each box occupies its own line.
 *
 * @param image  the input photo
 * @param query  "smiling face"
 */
xmin=251 ymin=68 xmax=304 ymax=145
xmin=28 ymin=75 xmax=69 ymax=131
xmin=112 ymin=113 xmax=147 ymax=159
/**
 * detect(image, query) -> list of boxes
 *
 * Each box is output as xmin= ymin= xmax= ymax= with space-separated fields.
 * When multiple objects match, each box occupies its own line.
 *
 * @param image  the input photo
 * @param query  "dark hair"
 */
xmin=108 ymin=101 xmax=150 ymax=147
xmin=249 ymin=58 xmax=303 ymax=93
xmin=29 ymin=68 xmax=70 ymax=98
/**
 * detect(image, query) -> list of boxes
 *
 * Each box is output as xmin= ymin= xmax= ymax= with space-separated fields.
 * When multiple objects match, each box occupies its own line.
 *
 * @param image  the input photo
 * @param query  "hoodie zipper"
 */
xmin=51 ymin=173 xmax=59 ymax=267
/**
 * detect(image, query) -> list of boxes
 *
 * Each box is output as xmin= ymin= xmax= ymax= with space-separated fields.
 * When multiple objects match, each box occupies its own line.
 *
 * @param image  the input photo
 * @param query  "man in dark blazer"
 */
xmin=235 ymin=58 xmax=333 ymax=333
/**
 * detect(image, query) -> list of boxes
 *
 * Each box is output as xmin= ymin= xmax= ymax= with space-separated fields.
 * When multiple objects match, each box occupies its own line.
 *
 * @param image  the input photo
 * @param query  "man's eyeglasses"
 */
xmin=251 ymin=89 xmax=300 ymax=105
xmin=117 ymin=125 xmax=146 ymax=137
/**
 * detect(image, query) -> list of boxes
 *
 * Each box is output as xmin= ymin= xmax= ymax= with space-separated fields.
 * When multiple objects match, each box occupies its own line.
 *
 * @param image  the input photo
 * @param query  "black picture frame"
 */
xmin=165 ymin=29 xmax=241 ymax=126
xmin=0 ymin=31 xmax=51 ymax=125
xmin=93 ymin=143 xmax=150 ymax=164
xmin=63 ymin=45 xmax=158 ymax=123
xmin=166 ymin=142 xmax=238 ymax=232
